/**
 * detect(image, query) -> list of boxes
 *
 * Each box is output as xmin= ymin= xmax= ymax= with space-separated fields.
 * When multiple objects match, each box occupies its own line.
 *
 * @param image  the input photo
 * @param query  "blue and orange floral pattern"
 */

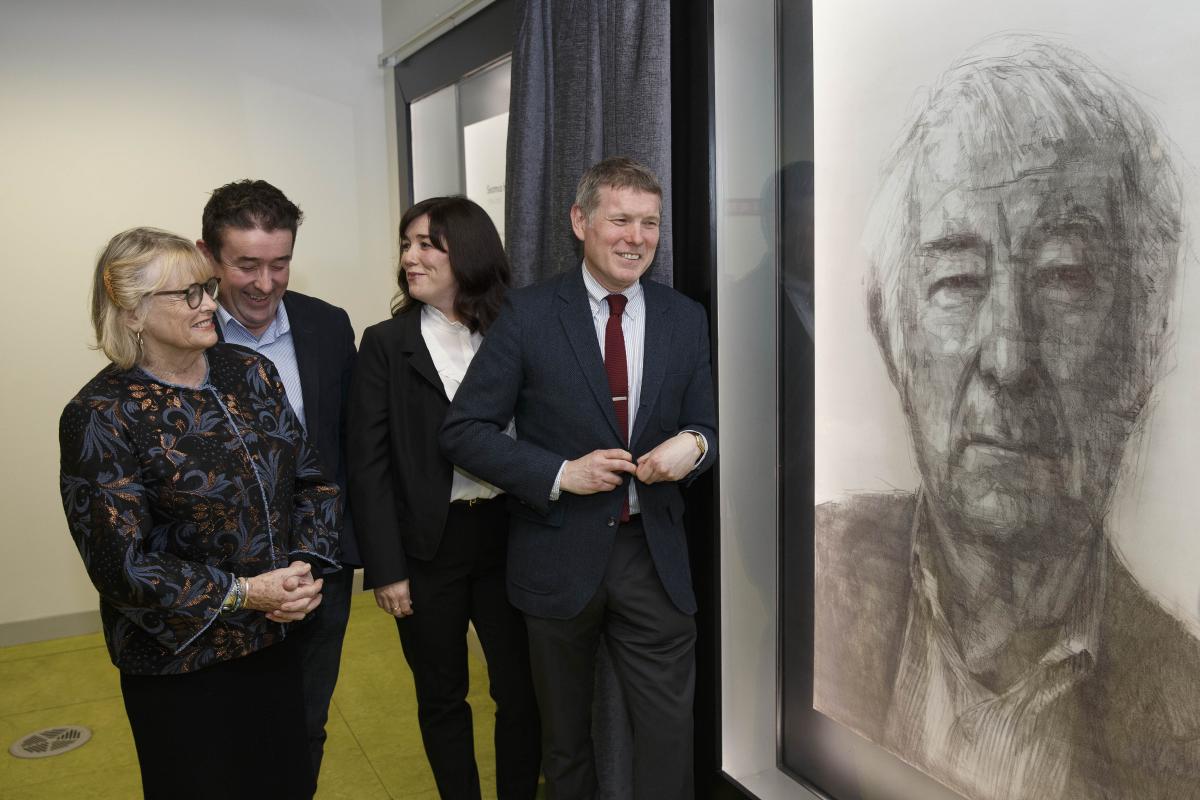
xmin=59 ymin=343 xmax=341 ymax=675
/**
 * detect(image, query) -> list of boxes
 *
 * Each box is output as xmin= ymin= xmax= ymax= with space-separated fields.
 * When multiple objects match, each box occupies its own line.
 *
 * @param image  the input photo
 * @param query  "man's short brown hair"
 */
xmin=574 ymin=157 xmax=662 ymax=219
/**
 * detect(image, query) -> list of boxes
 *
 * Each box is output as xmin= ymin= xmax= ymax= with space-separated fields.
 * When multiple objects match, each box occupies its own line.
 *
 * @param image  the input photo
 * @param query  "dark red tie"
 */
xmin=604 ymin=293 xmax=630 ymax=522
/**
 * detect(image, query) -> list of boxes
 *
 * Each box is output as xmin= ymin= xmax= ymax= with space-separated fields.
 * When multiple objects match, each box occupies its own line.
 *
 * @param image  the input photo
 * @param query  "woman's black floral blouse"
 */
xmin=59 ymin=344 xmax=341 ymax=675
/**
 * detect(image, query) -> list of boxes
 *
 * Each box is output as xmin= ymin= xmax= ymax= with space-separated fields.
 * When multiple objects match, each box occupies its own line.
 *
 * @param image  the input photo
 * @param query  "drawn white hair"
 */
xmin=864 ymin=33 xmax=1182 ymax=414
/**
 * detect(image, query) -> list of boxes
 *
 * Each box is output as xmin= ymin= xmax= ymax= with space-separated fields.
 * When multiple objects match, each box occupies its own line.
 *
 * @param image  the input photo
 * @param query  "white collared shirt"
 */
xmin=548 ymin=264 xmax=707 ymax=508
xmin=421 ymin=304 xmax=505 ymax=503
xmin=581 ymin=264 xmax=645 ymax=513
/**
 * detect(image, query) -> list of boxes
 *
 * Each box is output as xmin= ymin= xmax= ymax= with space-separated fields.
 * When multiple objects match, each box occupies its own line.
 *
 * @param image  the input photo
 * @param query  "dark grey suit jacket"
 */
xmin=440 ymin=267 xmax=717 ymax=619
xmin=815 ymin=492 xmax=1200 ymax=800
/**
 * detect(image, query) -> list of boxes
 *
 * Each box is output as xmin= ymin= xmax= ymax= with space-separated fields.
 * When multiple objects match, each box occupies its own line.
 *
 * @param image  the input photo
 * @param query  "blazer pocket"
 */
xmin=509 ymin=576 xmax=555 ymax=595
xmin=506 ymin=494 xmax=566 ymax=527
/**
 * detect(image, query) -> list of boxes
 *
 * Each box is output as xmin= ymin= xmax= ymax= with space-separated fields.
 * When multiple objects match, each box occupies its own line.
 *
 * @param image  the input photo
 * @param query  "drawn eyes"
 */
xmin=1031 ymin=232 xmax=1099 ymax=303
xmin=927 ymin=265 xmax=1097 ymax=310
xmin=923 ymin=235 xmax=1102 ymax=311
xmin=1034 ymin=264 xmax=1097 ymax=303
xmin=924 ymin=248 xmax=987 ymax=308
xmin=928 ymin=273 xmax=986 ymax=308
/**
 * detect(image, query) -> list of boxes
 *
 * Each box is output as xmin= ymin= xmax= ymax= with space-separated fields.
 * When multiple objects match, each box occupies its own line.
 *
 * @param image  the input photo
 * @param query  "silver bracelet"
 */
xmin=220 ymin=574 xmax=239 ymax=615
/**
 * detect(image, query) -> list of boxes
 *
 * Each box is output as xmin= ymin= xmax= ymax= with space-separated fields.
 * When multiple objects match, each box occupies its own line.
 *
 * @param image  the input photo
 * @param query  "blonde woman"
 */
xmin=59 ymin=227 xmax=340 ymax=799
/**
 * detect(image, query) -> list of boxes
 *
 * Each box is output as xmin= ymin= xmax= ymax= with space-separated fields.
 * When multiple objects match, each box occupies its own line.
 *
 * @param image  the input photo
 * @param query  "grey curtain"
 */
xmin=503 ymin=1 xmax=675 ymax=796
xmin=505 ymin=0 xmax=673 ymax=287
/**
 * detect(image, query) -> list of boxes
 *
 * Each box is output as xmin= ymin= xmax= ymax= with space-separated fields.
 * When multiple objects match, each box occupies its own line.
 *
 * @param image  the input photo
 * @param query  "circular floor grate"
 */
xmin=9 ymin=726 xmax=92 ymax=759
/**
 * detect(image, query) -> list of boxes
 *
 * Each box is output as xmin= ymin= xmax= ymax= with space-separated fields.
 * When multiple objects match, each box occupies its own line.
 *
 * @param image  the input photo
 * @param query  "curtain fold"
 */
xmin=505 ymin=0 xmax=673 ymax=287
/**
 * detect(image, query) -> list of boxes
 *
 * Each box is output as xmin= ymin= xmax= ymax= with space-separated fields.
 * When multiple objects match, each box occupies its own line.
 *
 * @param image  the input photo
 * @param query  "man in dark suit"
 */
xmin=198 ymin=179 xmax=358 ymax=783
xmin=441 ymin=157 xmax=717 ymax=799
xmin=815 ymin=36 xmax=1200 ymax=800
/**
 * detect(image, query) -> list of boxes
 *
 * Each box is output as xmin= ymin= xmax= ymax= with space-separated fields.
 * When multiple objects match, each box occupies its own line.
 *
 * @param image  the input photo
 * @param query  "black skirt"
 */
xmin=119 ymin=633 xmax=315 ymax=800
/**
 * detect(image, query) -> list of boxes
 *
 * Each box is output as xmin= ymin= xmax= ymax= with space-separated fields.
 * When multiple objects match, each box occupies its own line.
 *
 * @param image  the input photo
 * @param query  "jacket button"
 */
xmin=607 ymin=517 xmax=616 ymax=527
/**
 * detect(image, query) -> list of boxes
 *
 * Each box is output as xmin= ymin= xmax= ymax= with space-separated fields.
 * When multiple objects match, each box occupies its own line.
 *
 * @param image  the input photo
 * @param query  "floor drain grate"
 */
xmin=9 ymin=726 xmax=92 ymax=759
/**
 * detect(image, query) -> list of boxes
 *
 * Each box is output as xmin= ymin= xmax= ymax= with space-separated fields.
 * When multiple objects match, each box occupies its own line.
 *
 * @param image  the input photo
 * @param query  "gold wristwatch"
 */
xmin=688 ymin=431 xmax=707 ymax=460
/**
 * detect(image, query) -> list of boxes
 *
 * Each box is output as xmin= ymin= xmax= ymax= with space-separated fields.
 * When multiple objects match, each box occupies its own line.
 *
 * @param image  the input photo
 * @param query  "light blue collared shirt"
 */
xmin=216 ymin=300 xmax=306 ymax=430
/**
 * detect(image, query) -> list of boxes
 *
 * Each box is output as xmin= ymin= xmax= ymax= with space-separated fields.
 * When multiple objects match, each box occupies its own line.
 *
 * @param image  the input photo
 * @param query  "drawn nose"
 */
xmin=978 ymin=274 xmax=1035 ymax=390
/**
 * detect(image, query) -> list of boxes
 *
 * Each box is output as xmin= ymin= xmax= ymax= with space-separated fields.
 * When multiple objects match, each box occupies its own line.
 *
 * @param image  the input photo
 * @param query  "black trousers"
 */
xmin=120 ymin=634 xmax=314 ymax=800
xmin=524 ymin=517 xmax=697 ymax=800
xmin=397 ymin=497 xmax=542 ymax=799
xmin=292 ymin=562 xmax=354 ymax=783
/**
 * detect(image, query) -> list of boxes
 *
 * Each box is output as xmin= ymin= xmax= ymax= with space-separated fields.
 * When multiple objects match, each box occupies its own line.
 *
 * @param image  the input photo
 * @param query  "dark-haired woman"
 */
xmin=348 ymin=197 xmax=540 ymax=799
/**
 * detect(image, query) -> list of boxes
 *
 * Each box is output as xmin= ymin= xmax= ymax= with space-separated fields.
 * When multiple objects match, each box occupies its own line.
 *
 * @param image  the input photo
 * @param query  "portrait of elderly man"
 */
xmin=814 ymin=35 xmax=1200 ymax=800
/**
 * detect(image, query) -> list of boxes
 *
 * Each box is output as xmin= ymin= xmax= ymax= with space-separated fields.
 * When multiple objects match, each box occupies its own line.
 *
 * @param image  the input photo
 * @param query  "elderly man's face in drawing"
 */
xmin=896 ymin=123 xmax=1142 ymax=547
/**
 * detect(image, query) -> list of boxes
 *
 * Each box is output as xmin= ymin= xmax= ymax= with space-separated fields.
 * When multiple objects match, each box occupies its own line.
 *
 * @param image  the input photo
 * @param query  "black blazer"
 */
xmin=347 ymin=306 xmax=456 ymax=589
xmin=218 ymin=291 xmax=360 ymax=566
xmin=440 ymin=267 xmax=718 ymax=619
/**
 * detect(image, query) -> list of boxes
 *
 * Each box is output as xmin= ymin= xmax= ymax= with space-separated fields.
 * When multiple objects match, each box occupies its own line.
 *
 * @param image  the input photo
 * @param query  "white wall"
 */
xmin=0 ymin=0 xmax=394 ymax=634
xmin=382 ymin=0 xmax=477 ymax=54
xmin=410 ymin=84 xmax=464 ymax=198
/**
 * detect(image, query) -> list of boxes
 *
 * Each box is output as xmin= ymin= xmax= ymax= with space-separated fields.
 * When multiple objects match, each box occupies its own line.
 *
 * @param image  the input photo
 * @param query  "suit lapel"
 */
xmin=558 ymin=270 xmax=623 ymax=442
xmin=631 ymin=281 xmax=673 ymax=447
xmin=284 ymin=294 xmax=322 ymax=433
xmin=400 ymin=308 xmax=448 ymax=402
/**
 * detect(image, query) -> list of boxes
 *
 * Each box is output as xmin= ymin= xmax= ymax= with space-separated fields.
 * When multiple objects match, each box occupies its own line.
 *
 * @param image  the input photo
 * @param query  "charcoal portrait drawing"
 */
xmin=813 ymin=35 xmax=1200 ymax=800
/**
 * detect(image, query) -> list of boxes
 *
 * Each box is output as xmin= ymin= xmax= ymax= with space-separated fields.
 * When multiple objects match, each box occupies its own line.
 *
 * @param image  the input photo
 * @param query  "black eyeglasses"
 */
xmin=151 ymin=277 xmax=220 ymax=309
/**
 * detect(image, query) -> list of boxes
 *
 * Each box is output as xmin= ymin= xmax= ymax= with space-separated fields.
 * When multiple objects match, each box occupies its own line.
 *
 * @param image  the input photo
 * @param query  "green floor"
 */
xmin=0 ymin=591 xmax=511 ymax=799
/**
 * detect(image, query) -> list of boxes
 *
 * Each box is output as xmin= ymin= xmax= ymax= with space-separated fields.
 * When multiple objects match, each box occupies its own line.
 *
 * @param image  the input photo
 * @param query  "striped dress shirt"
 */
xmin=549 ymin=264 xmax=706 ymax=507
xmin=884 ymin=499 xmax=1105 ymax=800
xmin=216 ymin=301 xmax=306 ymax=430
xmin=581 ymin=264 xmax=646 ymax=513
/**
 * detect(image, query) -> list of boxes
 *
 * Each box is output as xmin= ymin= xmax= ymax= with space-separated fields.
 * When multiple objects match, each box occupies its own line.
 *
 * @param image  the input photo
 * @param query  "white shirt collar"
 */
xmin=581 ymin=262 xmax=643 ymax=317
xmin=421 ymin=303 xmax=469 ymax=331
xmin=907 ymin=491 xmax=1105 ymax=681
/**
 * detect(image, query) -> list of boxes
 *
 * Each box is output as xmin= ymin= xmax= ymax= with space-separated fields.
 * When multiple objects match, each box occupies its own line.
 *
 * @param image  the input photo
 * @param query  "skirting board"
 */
xmin=0 ymin=569 xmax=366 ymax=648
xmin=0 ymin=609 xmax=103 ymax=648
